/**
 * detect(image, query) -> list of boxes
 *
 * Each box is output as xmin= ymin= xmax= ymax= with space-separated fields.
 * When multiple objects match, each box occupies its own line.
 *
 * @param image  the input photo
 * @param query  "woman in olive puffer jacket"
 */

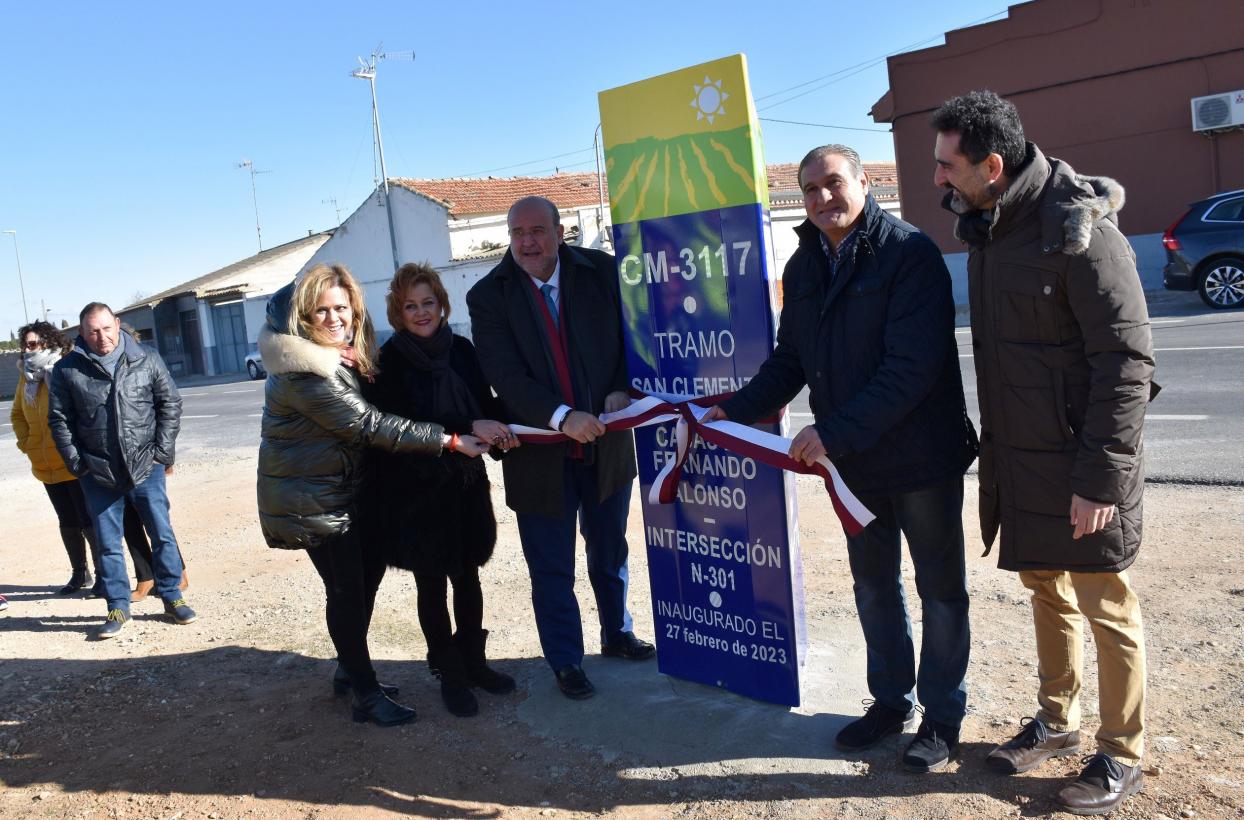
xmin=256 ymin=264 xmax=489 ymax=727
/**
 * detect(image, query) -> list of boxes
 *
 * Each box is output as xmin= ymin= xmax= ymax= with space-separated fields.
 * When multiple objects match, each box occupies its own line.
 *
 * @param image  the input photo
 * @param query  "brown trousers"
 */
xmin=1018 ymin=569 xmax=1146 ymax=765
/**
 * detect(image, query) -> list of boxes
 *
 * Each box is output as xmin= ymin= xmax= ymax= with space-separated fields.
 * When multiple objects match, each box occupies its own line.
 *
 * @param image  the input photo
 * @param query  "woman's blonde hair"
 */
xmin=290 ymin=263 xmax=376 ymax=374
xmin=385 ymin=261 xmax=450 ymax=332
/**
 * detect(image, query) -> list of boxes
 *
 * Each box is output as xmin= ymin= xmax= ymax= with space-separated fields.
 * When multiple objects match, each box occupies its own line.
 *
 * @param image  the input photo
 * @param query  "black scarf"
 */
xmin=389 ymin=325 xmax=482 ymax=423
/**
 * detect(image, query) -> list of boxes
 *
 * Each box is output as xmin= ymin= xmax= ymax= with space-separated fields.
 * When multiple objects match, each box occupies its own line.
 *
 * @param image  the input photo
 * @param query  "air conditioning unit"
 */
xmin=1191 ymin=90 xmax=1244 ymax=133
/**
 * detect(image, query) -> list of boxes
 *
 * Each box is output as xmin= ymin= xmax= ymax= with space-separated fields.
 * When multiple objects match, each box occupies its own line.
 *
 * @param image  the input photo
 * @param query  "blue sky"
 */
xmin=0 ymin=1 xmax=1006 ymax=336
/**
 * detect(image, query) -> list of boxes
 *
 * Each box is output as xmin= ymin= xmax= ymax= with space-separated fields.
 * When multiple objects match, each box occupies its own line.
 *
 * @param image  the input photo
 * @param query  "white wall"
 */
xmin=300 ymin=187 xmax=455 ymax=330
xmin=448 ymin=213 xmax=510 ymax=260
xmin=243 ymin=294 xmax=269 ymax=350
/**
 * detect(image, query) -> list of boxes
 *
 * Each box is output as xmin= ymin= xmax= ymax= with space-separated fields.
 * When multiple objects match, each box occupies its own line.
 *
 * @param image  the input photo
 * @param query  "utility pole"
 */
xmin=237 ymin=159 xmax=272 ymax=253
xmin=593 ymin=123 xmax=611 ymax=249
xmin=351 ymin=45 xmax=413 ymax=273
xmin=2 ymin=230 xmax=29 ymax=324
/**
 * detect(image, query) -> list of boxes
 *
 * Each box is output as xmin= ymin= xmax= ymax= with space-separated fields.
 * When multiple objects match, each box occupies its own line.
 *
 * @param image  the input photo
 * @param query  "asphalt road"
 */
xmin=2 ymin=292 xmax=1241 ymax=484
xmin=784 ymin=291 xmax=1244 ymax=485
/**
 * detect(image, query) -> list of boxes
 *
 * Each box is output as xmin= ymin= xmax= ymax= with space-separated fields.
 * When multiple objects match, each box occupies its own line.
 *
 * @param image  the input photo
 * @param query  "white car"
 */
xmin=245 ymin=351 xmax=266 ymax=380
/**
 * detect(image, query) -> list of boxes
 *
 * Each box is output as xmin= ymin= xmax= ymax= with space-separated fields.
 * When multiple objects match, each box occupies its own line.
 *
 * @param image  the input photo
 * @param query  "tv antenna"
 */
xmin=351 ymin=44 xmax=414 ymax=272
xmin=322 ymin=197 xmax=343 ymax=227
xmin=237 ymin=159 xmax=273 ymax=253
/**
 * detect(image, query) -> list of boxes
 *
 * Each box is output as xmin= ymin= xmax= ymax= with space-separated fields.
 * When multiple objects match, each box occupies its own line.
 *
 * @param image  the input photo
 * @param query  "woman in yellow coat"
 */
xmin=11 ymin=321 xmax=100 ymax=594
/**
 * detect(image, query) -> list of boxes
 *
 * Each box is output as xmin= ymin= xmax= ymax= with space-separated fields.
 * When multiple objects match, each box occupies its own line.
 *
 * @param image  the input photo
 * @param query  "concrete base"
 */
xmin=515 ymin=610 xmax=878 ymax=778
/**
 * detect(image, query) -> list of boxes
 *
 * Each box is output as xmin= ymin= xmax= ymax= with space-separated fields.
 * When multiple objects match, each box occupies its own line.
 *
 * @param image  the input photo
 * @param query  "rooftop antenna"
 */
xmin=351 ymin=44 xmax=414 ymax=273
xmin=322 ymin=197 xmax=343 ymax=227
xmin=237 ymin=159 xmax=273 ymax=253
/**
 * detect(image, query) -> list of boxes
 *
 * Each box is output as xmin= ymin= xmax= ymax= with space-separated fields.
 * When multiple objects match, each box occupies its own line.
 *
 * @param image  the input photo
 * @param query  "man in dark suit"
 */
xmin=466 ymin=196 xmax=654 ymax=700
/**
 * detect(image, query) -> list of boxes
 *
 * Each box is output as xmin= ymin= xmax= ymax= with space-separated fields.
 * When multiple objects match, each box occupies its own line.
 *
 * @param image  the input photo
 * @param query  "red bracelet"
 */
xmin=449 ymin=433 xmax=459 ymax=453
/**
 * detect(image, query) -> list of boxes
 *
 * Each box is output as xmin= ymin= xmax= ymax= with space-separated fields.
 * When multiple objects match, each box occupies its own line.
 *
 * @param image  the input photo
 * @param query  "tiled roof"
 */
xmin=768 ymin=162 xmax=899 ymax=208
xmin=394 ymin=162 xmax=900 ymax=218
xmin=766 ymin=162 xmax=899 ymax=195
xmin=392 ymin=174 xmax=606 ymax=219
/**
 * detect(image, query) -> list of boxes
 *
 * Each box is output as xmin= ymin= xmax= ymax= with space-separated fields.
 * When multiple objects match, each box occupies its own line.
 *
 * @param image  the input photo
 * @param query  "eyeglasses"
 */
xmin=23 ymin=341 xmax=41 ymax=350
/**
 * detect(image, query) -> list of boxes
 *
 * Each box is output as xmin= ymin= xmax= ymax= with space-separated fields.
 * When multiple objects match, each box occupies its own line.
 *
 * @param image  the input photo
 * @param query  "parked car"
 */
xmin=245 ymin=351 xmax=266 ymax=380
xmin=1162 ymin=189 xmax=1244 ymax=309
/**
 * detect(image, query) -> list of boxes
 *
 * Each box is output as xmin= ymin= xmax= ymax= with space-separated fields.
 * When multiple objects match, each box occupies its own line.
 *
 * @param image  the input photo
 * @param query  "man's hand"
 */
xmin=472 ymin=419 xmax=520 ymax=451
xmin=788 ymin=425 xmax=827 ymax=467
xmin=1069 ymin=493 xmax=1115 ymax=539
xmin=701 ymin=406 xmax=728 ymax=422
xmin=561 ymin=410 xmax=606 ymax=444
xmin=602 ymin=391 xmax=631 ymax=414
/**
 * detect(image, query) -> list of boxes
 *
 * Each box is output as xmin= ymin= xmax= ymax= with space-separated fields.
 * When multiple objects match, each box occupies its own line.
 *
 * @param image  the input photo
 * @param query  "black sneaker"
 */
xmin=902 ymin=718 xmax=960 ymax=772
xmin=835 ymin=699 xmax=915 ymax=750
xmin=163 ymin=598 xmax=197 ymax=624
xmin=96 ymin=608 xmax=129 ymax=639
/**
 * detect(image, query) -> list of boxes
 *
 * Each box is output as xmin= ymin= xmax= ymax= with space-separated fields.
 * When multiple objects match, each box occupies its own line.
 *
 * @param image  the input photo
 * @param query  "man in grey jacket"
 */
xmin=48 ymin=302 xmax=196 ymax=638
xmin=932 ymin=91 xmax=1154 ymax=816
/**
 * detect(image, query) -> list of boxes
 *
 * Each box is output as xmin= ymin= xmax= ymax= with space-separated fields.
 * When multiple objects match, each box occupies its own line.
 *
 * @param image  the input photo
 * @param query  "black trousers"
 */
xmin=44 ymin=479 xmax=93 ymax=574
xmin=44 ymin=479 xmax=91 ymax=528
xmin=306 ymin=528 xmax=386 ymax=695
xmin=413 ymin=566 xmax=484 ymax=651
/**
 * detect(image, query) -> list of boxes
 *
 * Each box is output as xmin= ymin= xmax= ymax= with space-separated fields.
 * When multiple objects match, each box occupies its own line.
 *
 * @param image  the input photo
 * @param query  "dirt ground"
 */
xmin=1 ymin=439 xmax=1242 ymax=819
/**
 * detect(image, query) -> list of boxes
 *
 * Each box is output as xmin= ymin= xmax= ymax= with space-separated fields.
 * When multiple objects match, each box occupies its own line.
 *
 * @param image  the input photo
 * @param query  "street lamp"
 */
xmin=2 ymin=230 xmax=29 ymax=324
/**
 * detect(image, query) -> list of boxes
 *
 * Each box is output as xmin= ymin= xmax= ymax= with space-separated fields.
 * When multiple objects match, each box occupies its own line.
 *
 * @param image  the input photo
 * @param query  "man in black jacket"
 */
xmin=707 ymin=145 xmax=976 ymax=771
xmin=48 ymin=302 xmax=195 ymax=638
xmin=467 ymin=196 xmax=653 ymax=701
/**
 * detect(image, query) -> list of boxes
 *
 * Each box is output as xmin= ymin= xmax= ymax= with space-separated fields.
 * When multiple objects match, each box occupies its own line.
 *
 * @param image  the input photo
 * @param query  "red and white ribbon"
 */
xmin=508 ymin=391 xmax=875 ymax=536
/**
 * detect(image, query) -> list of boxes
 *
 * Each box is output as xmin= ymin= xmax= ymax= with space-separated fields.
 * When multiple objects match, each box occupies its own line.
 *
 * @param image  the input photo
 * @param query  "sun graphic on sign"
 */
xmin=691 ymin=76 xmax=728 ymax=124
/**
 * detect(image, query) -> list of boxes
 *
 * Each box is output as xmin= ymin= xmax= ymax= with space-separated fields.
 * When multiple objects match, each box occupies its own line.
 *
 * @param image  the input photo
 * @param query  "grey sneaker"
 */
xmin=163 ymin=598 xmax=197 ymax=625
xmin=97 ymin=608 xmax=129 ymax=639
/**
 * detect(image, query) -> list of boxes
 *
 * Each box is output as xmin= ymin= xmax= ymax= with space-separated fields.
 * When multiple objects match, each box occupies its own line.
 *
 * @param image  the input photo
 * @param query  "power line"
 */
xmin=456 ymin=147 xmax=596 ymax=178
xmin=755 ymin=8 xmax=1010 ymax=111
xmin=759 ymin=117 xmax=889 ymax=133
xmin=433 ymin=8 xmax=1011 ymax=180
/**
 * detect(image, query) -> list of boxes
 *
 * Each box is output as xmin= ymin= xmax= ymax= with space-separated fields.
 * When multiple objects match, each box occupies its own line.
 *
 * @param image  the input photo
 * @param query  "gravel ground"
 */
xmin=1 ymin=445 xmax=1242 ymax=819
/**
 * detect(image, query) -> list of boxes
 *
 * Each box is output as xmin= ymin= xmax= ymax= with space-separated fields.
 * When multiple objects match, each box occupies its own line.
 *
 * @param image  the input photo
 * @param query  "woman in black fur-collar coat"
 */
xmin=363 ymin=262 xmax=519 ymax=717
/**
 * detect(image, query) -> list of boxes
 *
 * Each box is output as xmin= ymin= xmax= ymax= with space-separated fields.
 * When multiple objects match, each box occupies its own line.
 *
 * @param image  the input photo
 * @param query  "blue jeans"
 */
xmin=79 ymin=469 xmax=185 ymax=614
xmin=516 ymin=459 xmax=634 ymax=670
xmin=845 ymin=475 xmax=969 ymax=729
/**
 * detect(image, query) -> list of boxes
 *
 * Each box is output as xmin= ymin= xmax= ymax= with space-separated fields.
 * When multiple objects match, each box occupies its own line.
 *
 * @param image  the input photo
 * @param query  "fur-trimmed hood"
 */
xmin=1039 ymin=165 xmax=1129 ymax=255
xmin=258 ymin=325 xmax=341 ymax=379
xmin=951 ymin=142 xmax=1126 ymax=256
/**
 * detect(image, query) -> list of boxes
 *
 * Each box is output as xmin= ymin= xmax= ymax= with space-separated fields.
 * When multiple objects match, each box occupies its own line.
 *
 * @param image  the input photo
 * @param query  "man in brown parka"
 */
xmin=932 ymin=90 xmax=1157 ymax=817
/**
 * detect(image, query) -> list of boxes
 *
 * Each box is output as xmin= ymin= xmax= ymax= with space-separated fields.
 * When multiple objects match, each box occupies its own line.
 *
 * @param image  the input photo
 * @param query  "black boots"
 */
xmin=57 ymin=526 xmax=92 ymax=594
xmin=332 ymin=663 xmax=399 ymax=697
xmin=427 ymin=643 xmax=479 ymax=718
xmin=455 ymin=629 xmax=516 ymax=695
xmin=351 ymin=690 xmax=416 ymax=727
xmin=427 ymin=630 xmax=517 ymax=717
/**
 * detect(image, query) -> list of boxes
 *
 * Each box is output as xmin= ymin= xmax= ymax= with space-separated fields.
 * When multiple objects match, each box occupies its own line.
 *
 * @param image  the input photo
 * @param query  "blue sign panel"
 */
xmin=615 ymin=203 xmax=807 ymax=706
